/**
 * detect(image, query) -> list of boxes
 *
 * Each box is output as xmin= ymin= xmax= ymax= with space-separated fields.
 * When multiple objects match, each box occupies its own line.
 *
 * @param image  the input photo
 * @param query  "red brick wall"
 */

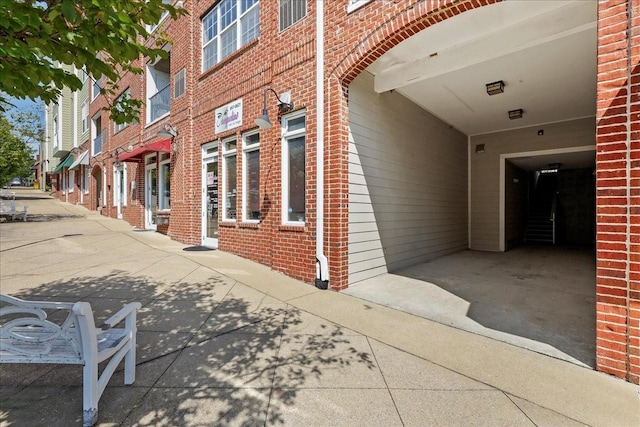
xmin=596 ymin=0 xmax=640 ymax=384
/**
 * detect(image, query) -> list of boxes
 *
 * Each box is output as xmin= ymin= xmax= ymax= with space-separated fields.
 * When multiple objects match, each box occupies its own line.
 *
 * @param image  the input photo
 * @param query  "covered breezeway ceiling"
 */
xmin=367 ymin=0 xmax=597 ymax=137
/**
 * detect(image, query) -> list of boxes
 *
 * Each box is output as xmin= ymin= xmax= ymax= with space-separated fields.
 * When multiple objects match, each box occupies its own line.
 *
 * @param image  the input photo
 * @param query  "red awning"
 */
xmin=119 ymin=139 xmax=172 ymax=162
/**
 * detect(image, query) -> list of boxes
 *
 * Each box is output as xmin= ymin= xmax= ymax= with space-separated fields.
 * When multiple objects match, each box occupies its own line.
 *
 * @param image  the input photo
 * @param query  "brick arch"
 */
xmin=323 ymin=0 xmax=501 ymax=291
xmin=331 ymin=0 xmax=501 ymax=86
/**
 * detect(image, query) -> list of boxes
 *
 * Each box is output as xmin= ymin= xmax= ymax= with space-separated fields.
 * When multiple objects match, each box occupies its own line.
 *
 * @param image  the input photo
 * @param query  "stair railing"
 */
xmin=550 ymin=192 xmax=557 ymax=245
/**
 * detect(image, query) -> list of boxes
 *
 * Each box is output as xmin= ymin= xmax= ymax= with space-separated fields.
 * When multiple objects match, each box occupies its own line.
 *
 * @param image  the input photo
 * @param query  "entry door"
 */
xmin=114 ymin=166 xmax=125 ymax=219
xmin=145 ymin=164 xmax=158 ymax=230
xmin=202 ymin=144 xmax=219 ymax=248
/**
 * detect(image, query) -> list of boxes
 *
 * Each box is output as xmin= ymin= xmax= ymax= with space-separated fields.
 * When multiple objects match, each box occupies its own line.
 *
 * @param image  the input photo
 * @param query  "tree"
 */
xmin=0 ymin=113 xmax=34 ymax=187
xmin=0 ymin=0 xmax=186 ymax=124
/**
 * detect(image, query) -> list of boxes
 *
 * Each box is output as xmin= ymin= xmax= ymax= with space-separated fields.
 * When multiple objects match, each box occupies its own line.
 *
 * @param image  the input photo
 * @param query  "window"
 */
xmin=92 ymin=115 xmax=102 ymax=155
xmin=347 ymin=0 xmax=373 ymax=13
xmin=114 ymin=89 xmax=131 ymax=133
xmin=159 ymin=154 xmax=171 ymax=210
xmin=52 ymin=114 xmax=59 ymax=149
xmin=92 ymin=77 xmax=102 ymax=100
xmin=147 ymin=57 xmax=171 ymax=123
xmin=222 ymin=137 xmax=237 ymax=221
xmin=279 ymin=0 xmax=306 ymax=31
xmin=174 ymin=68 xmax=185 ymax=99
xmin=148 ymin=0 xmax=172 ymax=33
xmin=80 ymin=67 xmax=88 ymax=83
xmin=202 ymin=0 xmax=259 ymax=71
xmin=81 ymin=100 xmax=89 ymax=133
xmin=242 ymin=131 xmax=260 ymax=221
xmin=68 ymin=170 xmax=75 ymax=193
xmin=281 ymin=112 xmax=305 ymax=224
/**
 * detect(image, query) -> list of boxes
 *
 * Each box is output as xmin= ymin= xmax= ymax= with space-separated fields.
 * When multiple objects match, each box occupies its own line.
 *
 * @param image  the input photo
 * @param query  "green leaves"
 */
xmin=0 ymin=112 xmax=37 ymax=188
xmin=0 ymin=0 xmax=188 ymax=122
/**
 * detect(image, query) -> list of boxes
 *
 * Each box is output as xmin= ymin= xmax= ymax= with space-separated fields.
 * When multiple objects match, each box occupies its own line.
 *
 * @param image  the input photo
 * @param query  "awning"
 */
xmin=119 ymin=139 xmax=171 ymax=163
xmin=69 ymin=151 xmax=90 ymax=170
xmin=52 ymin=155 xmax=74 ymax=173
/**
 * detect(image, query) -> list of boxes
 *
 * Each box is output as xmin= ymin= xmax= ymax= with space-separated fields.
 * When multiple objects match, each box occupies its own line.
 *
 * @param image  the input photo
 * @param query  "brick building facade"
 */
xmin=44 ymin=0 xmax=639 ymax=384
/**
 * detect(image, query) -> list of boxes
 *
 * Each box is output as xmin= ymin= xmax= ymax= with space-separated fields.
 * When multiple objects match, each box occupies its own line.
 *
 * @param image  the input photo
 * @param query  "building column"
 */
xmin=595 ymin=0 xmax=639 ymax=384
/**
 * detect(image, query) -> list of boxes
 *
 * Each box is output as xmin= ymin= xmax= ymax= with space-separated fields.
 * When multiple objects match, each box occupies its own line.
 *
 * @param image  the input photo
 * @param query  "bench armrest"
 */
xmin=98 ymin=302 xmax=141 ymax=330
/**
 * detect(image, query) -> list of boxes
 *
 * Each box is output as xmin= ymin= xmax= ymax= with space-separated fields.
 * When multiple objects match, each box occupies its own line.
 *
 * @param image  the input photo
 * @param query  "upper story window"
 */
xmin=279 ymin=0 xmax=306 ymax=31
xmin=202 ymin=0 xmax=260 ymax=72
xmin=114 ymin=88 xmax=131 ymax=133
xmin=92 ymin=77 xmax=102 ymax=101
xmin=52 ymin=114 xmax=60 ymax=149
xmin=148 ymin=0 xmax=172 ymax=33
xmin=347 ymin=0 xmax=373 ymax=13
xmin=147 ymin=56 xmax=171 ymax=124
xmin=91 ymin=114 xmax=102 ymax=156
xmin=81 ymin=100 xmax=89 ymax=133
xmin=174 ymin=68 xmax=185 ymax=99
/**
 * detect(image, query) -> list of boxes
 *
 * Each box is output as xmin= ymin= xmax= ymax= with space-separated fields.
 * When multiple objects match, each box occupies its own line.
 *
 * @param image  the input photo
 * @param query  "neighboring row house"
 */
xmin=43 ymin=0 xmax=639 ymax=384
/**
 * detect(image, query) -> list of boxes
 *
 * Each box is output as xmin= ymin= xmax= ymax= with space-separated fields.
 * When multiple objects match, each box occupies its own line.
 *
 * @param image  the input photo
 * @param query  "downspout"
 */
xmin=624 ymin=0 xmax=632 ymax=382
xmin=315 ymin=0 xmax=329 ymax=289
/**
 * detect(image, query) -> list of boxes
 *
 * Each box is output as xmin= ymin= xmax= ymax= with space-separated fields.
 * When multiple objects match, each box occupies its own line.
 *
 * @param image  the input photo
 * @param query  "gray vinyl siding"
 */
xmin=469 ymin=117 xmax=596 ymax=251
xmin=348 ymin=72 xmax=468 ymax=285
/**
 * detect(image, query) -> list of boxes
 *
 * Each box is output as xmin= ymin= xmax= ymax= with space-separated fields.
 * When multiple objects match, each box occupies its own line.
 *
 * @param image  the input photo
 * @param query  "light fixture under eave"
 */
xmin=255 ymin=88 xmax=294 ymax=130
xmin=508 ymin=109 xmax=523 ymax=120
xmin=486 ymin=80 xmax=504 ymax=96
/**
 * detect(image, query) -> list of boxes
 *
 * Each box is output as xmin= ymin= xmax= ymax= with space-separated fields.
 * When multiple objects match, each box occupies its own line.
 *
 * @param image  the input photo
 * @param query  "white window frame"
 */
xmin=146 ymin=54 xmax=171 ymax=124
xmin=347 ymin=0 xmax=373 ymax=13
xmin=112 ymin=164 xmax=127 ymax=207
xmin=174 ymin=68 xmax=186 ymax=99
xmin=92 ymin=77 xmax=102 ymax=101
xmin=81 ymin=100 xmax=89 ymax=133
xmin=114 ymin=88 xmax=131 ymax=133
xmin=281 ymin=110 xmax=306 ymax=225
xmin=52 ymin=113 xmax=60 ymax=149
xmin=158 ymin=154 xmax=171 ymax=211
xmin=221 ymin=136 xmax=237 ymax=222
xmin=242 ymin=130 xmax=260 ymax=222
xmin=148 ymin=0 xmax=172 ymax=33
xmin=202 ymin=0 xmax=260 ymax=72
xmin=91 ymin=114 xmax=102 ymax=156
xmin=68 ymin=169 xmax=75 ymax=193
xmin=279 ymin=0 xmax=307 ymax=31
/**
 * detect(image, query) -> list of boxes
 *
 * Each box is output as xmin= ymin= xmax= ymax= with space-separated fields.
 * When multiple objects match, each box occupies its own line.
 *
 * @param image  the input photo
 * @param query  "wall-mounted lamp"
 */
xmin=486 ymin=80 xmax=504 ymax=96
xmin=111 ymin=147 xmax=127 ymax=167
xmin=157 ymin=123 xmax=178 ymax=139
xmin=157 ymin=124 xmax=180 ymax=153
xmin=255 ymin=88 xmax=294 ymax=130
xmin=508 ymin=109 xmax=523 ymax=120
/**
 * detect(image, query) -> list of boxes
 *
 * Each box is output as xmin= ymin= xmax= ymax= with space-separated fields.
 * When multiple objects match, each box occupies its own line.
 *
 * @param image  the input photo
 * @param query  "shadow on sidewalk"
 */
xmin=1 ymin=272 xmax=376 ymax=426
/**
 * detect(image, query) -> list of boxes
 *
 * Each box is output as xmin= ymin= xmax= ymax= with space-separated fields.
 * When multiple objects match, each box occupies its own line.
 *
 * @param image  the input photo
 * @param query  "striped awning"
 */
xmin=69 ymin=151 xmax=90 ymax=170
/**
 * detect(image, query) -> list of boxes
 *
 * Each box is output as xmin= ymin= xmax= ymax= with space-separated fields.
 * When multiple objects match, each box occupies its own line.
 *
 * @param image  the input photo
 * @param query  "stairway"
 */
xmin=524 ymin=173 xmax=557 ymax=245
xmin=524 ymin=207 xmax=554 ymax=244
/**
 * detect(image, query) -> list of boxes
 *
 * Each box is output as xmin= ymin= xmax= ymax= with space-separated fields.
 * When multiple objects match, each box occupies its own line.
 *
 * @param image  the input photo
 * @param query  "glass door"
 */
xmin=202 ymin=143 xmax=219 ymax=248
xmin=145 ymin=162 xmax=157 ymax=230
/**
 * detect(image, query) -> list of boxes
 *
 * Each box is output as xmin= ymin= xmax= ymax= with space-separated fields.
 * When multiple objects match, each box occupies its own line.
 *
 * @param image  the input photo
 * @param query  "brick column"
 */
xmin=595 ymin=0 xmax=640 ymax=385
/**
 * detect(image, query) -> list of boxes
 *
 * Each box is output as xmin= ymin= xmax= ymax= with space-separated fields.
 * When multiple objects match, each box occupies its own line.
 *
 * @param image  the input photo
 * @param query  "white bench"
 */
xmin=0 ymin=294 xmax=141 ymax=426
xmin=0 ymin=196 xmax=27 ymax=221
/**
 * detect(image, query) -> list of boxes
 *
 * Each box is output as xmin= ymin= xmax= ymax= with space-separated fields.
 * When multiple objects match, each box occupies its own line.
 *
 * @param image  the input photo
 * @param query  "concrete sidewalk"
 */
xmin=1 ymin=189 xmax=638 ymax=426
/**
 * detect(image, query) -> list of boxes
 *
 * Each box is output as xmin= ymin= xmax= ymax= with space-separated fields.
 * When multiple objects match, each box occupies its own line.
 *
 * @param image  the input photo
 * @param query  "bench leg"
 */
xmin=124 ymin=333 xmax=136 ymax=385
xmin=83 ymin=362 xmax=99 ymax=426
